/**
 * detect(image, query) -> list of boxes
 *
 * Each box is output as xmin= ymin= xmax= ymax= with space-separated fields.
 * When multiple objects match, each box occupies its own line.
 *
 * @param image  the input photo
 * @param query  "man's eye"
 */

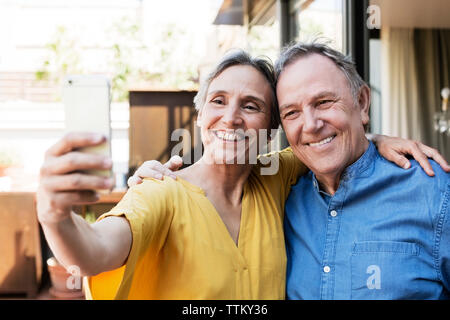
xmin=283 ymin=110 xmax=299 ymax=119
xmin=317 ymin=100 xmax=333 ymax=106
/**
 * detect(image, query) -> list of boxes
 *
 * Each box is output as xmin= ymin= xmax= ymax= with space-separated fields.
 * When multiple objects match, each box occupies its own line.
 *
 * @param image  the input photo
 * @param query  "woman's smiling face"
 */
xmin=198 ymin=64 xmax=273 ymax=165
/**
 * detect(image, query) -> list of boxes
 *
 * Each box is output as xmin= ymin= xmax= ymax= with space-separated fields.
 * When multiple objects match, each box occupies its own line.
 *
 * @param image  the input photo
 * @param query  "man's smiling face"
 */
xmin=276 ymin=53 xmax=370 ymax=185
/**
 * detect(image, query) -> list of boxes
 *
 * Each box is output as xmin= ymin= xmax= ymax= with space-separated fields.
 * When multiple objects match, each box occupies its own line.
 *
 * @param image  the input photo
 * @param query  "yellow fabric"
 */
xmin=85 ymin=148 xmax=307 ymax=300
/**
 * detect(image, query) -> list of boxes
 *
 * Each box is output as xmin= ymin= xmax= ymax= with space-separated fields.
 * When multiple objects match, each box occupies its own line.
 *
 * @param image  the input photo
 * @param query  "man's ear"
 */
xmin=358 ymin=85 xmax=371 ymax=126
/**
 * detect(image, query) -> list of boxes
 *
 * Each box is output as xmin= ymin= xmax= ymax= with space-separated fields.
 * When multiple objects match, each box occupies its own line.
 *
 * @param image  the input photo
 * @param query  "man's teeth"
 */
xmin=309 ymin=136 xmax=335 ymax=147
xmin=215 ymin=131 xmax=244 ymax=141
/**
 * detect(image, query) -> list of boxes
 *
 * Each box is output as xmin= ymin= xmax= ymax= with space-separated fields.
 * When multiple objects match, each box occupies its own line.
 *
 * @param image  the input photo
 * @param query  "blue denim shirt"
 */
xmin=285 ymin=142 xmax=450 ymax=300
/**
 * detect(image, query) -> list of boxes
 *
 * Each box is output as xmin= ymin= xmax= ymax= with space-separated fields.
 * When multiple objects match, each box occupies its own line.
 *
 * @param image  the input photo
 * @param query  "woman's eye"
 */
xmin=243 ymin=104 xmax=259 ymax=111
xmin=211 ymin=98 xmax=224 ymax=105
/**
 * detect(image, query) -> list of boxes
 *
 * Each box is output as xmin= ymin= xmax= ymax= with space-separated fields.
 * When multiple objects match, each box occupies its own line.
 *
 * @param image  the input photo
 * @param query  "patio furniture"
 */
xmin=0 ymin=192 xmax=42 ymax=298
xmin=128 ymin=90 xmax=199 ymax=177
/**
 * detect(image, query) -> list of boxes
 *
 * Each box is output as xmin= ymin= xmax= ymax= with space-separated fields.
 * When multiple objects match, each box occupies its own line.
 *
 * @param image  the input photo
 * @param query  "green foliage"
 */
xmin=107 ymin=19 xmax=198 ymax=99
xmin=35 ymin=17 xmax=200 ymax=102
xmin=34 ymin=26 xmax=83 ymax=99
xmin=247 ymin=23 xmax=280 ymax=63
xmin=107 ymin=16 xmax=143 ymax=101
xmin=84 ymin=211 xmax=97 ymax=224
xmin=0 ymin=148 xmax=21 ymax=168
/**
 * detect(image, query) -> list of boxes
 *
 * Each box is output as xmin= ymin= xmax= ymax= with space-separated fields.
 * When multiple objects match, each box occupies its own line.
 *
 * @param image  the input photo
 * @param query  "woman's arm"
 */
xmin=37 ymin=133 xmax=132 ymax=276
xmin=370 ymin=134 xmax=450 ymax=176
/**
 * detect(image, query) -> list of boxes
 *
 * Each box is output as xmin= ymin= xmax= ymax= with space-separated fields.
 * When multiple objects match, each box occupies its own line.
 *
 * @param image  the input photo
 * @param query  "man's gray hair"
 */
xmin=194 ymin=49 xmax=280 ymax=130
xmin=274 ymin=40 xmax=367 ymax=101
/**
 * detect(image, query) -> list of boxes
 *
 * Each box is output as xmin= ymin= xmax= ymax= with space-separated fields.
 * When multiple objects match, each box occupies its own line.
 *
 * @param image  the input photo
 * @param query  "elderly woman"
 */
xmin=37 ymin=49 xmax=448 ymax=300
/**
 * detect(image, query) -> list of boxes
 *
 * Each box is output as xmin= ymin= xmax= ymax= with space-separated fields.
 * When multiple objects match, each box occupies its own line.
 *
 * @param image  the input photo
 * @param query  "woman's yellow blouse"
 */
xmin=85 ymin=148 xmax=307 ymax=300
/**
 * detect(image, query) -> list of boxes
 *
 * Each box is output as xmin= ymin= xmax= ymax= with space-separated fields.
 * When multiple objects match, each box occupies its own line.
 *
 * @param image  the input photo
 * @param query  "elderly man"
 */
xmin=277 ymin=42 xmax=450 ymax=300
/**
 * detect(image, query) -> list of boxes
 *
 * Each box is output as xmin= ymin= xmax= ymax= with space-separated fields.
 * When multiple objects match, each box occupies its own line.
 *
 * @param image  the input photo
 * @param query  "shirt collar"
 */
xmin=310 ymin=140 xmax=377 ymax=192
xmin=341 ymin=140 xmax=376 ymax=181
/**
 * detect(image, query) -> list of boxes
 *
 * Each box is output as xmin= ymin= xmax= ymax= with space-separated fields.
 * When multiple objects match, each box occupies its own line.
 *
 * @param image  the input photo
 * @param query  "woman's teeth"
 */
xmin=215 ymin=131 xmax=244 ymax=142
xmin=309 ymin=135 xmax=335 ymax=147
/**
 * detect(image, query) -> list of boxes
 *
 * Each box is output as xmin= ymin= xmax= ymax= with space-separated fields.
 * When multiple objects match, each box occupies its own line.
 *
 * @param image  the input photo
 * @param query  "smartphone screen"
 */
xmin=62 ymin=75 xmax=112 ymax=181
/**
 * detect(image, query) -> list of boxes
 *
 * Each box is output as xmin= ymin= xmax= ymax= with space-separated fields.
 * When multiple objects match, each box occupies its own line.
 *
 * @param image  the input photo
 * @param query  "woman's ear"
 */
xmin=196 ymin=109 xmax=203 ymax=127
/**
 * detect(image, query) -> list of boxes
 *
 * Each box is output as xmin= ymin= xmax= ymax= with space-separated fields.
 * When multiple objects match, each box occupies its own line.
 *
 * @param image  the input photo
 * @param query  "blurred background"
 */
xmin=0 ymin=0 xmax=449 ymax=299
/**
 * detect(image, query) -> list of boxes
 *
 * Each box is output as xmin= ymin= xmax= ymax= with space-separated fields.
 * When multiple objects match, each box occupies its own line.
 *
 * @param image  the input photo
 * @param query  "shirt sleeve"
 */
xmin=98 ymin=178 xmax=175 ymax=257
xmin=438 ymin=181 xmax=450 ymax=290
xmin=85 ymin=178 xmax=175 ymax=299
xmin=256 ymin=147 xmax=309 ymax=202
xmin=277 ymin=147 xmax=309 ymax=186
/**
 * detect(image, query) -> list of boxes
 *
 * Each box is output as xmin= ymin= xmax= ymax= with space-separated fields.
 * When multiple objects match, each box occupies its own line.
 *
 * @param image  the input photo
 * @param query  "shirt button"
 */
xmin=330 ymin=210 xmax=338 ymax=217
xmin=323 ymin=266 xmax=331 ymax=273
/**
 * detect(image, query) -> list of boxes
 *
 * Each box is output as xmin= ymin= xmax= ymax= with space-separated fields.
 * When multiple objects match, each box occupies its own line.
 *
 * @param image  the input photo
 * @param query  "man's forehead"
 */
xmin=277 ymin=54 xmax=349 ymax=99
xmin=281 ymin=54 xmax=343 ymax=82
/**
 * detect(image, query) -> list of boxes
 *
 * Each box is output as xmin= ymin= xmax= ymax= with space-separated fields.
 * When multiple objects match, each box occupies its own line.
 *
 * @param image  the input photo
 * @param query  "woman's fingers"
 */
xmin=376 ymin=135 xmax=410 ymax=169
xmin=165 ymin=155 xmax=183 ymax=171
xmin=37 ymin=132 xmax=112 ymax=223
xmin=127 ymin=167 xmax=174 ymax=188
xmin=42 ymin=173 xmax=114 ymax=192
xmin=384 ymin=138 xmax=437 ymax=176
xmin=41 ymin=152 xmax=112 ymax=176
xmin=375 ymin=134 xmax=450 ymax=176
xmin=386 ymin=149 xmax=411 ymax=170
xmin=127 ymin=157 xmax=183 ymax=188
xmin=137 ymin=160 xmax=177 ymax=180
xmin=407 ymin=142 xmax=434 ymax=176
xmin=127 ymin=175 xmax=143 ymax=187
xmin=417 ymin=143 xmax=450 ymax=173
xmin=45 ymin=132 xmax=105 ymax=158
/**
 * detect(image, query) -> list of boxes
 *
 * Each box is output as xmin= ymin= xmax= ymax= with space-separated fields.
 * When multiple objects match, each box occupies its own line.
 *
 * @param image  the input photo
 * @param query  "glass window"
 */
xmin=291 ymin=0 xmax=344 ymax=52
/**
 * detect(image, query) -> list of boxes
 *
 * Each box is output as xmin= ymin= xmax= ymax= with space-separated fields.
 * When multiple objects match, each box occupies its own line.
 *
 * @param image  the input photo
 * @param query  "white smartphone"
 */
xmin=62 ymin=75 xmax=113 ymax=184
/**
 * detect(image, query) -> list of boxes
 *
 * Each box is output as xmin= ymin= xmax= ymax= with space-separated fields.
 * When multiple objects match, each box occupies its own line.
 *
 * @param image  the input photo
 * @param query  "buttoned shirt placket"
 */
xmin=314 ymin=175 xmax=348 ymax=300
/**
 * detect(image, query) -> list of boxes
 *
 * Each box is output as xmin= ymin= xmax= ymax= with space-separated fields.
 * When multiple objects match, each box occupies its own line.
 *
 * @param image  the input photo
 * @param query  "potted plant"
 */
xmin=47 ymin=211 xmax=97 ymax=299
xmin=0 ymin=149 xmax=19 ymax=176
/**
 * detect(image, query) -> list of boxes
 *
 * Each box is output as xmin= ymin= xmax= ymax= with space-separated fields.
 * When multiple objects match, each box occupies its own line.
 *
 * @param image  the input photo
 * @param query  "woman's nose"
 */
xmin=222 ymin=103 xmax=243 ymax=126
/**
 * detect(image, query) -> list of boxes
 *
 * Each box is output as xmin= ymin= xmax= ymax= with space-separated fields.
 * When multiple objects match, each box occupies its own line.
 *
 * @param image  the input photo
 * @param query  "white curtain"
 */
xmin=381 ymin=28 xmax=422 ymax=140
xmin=381 ymin=27 xmax=450 ymax=160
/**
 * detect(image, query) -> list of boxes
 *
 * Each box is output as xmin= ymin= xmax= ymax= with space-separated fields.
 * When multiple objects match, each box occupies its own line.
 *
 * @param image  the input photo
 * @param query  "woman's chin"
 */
xmin=203 ymin=150 xmax=250 ymax=165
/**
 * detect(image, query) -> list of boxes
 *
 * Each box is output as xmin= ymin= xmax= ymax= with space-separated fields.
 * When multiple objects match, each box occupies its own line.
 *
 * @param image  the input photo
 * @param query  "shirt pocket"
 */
xmin=350 ymin=241 xmax=422 ymax=300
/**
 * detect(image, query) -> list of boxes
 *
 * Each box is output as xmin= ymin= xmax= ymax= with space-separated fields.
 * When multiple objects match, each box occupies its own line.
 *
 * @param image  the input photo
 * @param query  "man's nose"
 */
xmin=302 ymin=107 xmax=323 ymax=133
xmin=222 ymin=102 xmax=243 ymax=126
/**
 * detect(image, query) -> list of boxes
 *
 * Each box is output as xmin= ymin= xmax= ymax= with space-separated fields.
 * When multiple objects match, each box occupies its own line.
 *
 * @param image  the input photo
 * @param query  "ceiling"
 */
xmin=213 ymin=0 xmax=450 ymax=29
xmin=371 ymin=0 xmax=450 ymax=29
xmin=213 ymin=0 xmax=276 ymax=26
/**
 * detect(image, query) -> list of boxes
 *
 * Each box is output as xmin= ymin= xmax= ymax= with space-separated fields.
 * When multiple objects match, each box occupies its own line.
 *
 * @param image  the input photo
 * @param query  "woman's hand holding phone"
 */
xmin=36 ymin=132 xmax=115 ymax=224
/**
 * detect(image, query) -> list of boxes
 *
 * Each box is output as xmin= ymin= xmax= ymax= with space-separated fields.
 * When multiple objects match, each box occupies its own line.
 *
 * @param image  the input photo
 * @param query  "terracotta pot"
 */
xmin=0 ymin=166 xmax=7 ymax=176
xmin=47 ymin=257 xmax=84 ymax=299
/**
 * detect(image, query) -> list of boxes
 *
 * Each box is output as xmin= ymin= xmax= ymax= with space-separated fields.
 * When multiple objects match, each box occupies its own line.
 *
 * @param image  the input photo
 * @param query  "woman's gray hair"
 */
xmin=194 ymin=49 xmax=280 ymax=130
xmin=274 ymin=39 xmax=367 ymax=101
